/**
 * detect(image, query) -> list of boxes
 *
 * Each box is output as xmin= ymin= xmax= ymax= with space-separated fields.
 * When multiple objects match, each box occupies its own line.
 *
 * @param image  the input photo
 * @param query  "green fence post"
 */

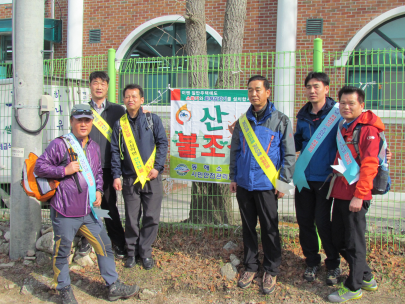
xmin=108 ymin=48 xmax=116 ymax=103
xmin=313 ymin=38 xmax=323 ymax=72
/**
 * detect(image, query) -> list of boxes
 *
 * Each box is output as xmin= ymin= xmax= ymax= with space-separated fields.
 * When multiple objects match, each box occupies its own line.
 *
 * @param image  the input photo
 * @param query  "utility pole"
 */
xmin=10 ymin=0 xmax=44 ymax=259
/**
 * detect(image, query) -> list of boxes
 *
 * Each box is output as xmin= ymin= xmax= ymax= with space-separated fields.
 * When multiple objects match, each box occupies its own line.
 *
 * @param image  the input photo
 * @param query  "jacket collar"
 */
xmin=89 ymin=99 xmax=112 ymax=111
xmin=345 ymin=110 xmax=385 ymax=133
xmin=296 ymin=97 xmax=336 ymax=123
xmin=125 ymin=106 xmax=145 ymax=121
xmin=246 ymin=100 xmax=276 ymax=123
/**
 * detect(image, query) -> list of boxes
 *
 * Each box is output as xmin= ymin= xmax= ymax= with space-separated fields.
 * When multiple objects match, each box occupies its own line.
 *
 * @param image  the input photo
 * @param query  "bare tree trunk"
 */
xmin=184 ymin=0 xmax=233 ymax=225
xmin=185 ymin=0 xmax=208 ymax=88
xmin=217 ymin=0 xmax=247 ymax=89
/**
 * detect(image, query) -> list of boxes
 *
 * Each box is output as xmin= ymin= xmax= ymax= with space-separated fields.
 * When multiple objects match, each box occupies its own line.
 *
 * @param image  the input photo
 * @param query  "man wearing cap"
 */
xmin=35 ymin=104 xmax=139 ymax=304
xmin=76 ymin=71 xmax=127 ymax=259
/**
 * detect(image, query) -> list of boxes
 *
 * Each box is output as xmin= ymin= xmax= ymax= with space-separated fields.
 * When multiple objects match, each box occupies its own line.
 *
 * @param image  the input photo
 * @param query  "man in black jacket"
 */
xmin=81 ymin=71 xmax=127 ymax=258
xmin=110 ymin=84 xmax=168 ymax=270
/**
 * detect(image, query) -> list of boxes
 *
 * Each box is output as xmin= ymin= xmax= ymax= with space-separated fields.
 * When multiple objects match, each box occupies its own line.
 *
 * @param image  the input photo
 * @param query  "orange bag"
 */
xmin=21 ymin=152 xmax=60 ymax=202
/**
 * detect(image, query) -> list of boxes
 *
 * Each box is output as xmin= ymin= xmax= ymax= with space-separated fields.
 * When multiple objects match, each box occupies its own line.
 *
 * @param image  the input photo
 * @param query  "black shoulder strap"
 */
xmin=145 ymin=112 xmax=156 ymax=144
xmin=351 ymin=124 xmax=362 ymax=158
xmin=145 ymin=112 xmax=154 ymax=130
xmin=58 ymin=136 xmax=82 ymax=193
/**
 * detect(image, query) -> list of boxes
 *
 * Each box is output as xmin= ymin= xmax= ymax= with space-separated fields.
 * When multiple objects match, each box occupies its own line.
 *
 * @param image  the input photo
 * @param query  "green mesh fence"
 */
xmin=0 ymin=62 xmax=13 ymax=215
xmin=0 ymin=49 xmax=403 ymax=249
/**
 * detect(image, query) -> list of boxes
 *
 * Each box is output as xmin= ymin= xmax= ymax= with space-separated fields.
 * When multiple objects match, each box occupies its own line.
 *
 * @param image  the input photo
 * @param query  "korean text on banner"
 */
xmin=170 ymin=89 xmax=250 ymax=183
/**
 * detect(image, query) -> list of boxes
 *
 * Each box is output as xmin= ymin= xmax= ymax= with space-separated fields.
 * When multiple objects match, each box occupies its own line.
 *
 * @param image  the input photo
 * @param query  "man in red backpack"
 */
xmin=327 ymin=86 xmax=382 ymax=303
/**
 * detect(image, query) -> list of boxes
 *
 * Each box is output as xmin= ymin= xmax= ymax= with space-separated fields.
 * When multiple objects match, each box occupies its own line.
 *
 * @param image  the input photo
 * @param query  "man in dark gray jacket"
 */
xmin=81 ymin=71 xmax=127 ymax=258
xmin=229 ymin=75 xmax=295 ymax=295
xmin=111 ymin=84 xmax=168 ymax=270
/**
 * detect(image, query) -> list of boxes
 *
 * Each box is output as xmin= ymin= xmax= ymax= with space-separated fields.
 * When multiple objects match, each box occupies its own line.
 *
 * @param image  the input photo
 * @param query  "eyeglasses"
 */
xmin=71 ymin=109 xmax=93 ymax=116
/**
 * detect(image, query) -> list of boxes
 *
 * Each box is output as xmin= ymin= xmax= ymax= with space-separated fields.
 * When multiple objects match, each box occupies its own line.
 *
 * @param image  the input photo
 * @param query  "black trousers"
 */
xmin=100 ymin=168 xmax=126 ymax=249
xmin=295 ymin=181 xmax=340 ymax=269
xmin=332 ymin=199 xmax=373 ymax=291
xmin=236 ymin=186 xmax=281 ymax=276
xmin=122 ymin=175 xmax=163 ymax=258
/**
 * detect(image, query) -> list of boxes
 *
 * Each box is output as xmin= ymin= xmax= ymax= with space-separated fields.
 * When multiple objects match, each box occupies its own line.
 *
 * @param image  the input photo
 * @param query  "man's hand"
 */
xmin=275 ymin=189 xmax=285 ymax=199
xmin=386 ymin=147 xmax=392 ymax=164
xmin=230 ymin=182 xmax=237 ymax=193
xmin=142 ymin=107 xmax=150 ymax=114
xmin=113 ymin=178 xmax=122 ymax=191
xmin=65 ymin=161 xmax=80 ymax=176
xmin=147 ymin=168 xmax=159 ymax=180
xmin=349 ymin=196 xmax=363 ymax=212
xmin=94 ymin=191 xmax=102 ymax=207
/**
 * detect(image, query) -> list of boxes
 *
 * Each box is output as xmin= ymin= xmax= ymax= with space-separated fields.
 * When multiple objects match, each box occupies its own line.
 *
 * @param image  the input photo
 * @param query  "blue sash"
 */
xmin=336 ymin=122 xmax=360 ymax=184
xmin=293 ymin=103 xmax=341 ymax=192
xmin=63 ymin=133 xmax=98 ymax=220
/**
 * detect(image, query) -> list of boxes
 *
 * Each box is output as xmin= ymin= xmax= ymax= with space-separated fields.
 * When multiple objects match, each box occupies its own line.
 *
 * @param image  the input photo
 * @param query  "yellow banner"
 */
xmin=91 ymin=108 xmax=112 ymax=142
xmin=239 ymin=113 xmax=279 ymax=188
xmin=120 ymin=114 xmax=156 ymax=188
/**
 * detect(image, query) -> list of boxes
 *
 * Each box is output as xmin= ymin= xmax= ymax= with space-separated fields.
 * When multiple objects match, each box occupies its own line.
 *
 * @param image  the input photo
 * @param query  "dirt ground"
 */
xmin=1 ymin=227 xmax=405 ymax=304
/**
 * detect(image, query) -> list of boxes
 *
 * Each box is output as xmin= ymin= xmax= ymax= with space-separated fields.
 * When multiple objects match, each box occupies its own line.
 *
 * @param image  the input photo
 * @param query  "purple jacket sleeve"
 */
xmin=34 ymin=138 xmax=66 ymax=179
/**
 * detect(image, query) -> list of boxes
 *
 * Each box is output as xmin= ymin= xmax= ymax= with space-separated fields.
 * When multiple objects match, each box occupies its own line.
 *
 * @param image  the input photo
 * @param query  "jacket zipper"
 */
xmin=266 ymin=135 xmax=274 ymax=154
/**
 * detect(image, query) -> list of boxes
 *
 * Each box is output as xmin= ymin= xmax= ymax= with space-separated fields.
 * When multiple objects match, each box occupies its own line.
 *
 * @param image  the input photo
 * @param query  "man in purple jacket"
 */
xmin=35 ymin=104 xmax=139 ymax=304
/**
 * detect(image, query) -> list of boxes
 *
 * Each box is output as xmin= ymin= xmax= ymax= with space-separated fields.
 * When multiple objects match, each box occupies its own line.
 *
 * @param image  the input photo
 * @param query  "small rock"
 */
xmin=74 ymin=279 xmax=82 ymax=287
xmin=41 ymin=226 xmax=53 ymax=236
xmin=139 ymin=289 xmax=156 ymax=300
xmin=230 ymin=254 xmax=240 ymax=266
xmin=223 ymin=241 xmax=238 ymax=251
xmin=26 ymin=250 xmax=36 ymax=257
xmin=36 ymin=232 xmax=54 ymax=254
xmin=4 ymin=231 xmax=10 ymax=242
xmin=0 ymin=262 xmax=14 ymax=268
xmin=220 ymin=262 xmax=237 ymax=280
xmin=24 ymin=256 xmax=36 ymax=260
xmin=20 ymin=284 xmax=34 ymax=295
xmin=23 ymin=260 xmax=34 ymax=266
xmin=74 ymin=254 xmax=94 ymax=267
xmin=8 ymin=283 xmax=16 ymax=289
xmin=68 ymin=254 xmax=74 ymax=265
xmin=70 ymin=265 xmax=83 ymax=271
xmin=36 ymin=251 xmax=52 ymax=266
xmin=0 ymin=243 xmax=9 ymax=255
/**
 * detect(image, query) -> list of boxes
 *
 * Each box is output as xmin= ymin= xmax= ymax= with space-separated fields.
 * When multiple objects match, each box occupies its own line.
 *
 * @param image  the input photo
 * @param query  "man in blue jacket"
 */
xmin=229 ymin=75 xmax=296 ymax=295
xmin=35 ymin=104 xmax=139 ymax=304
xmin=111 ymin=84 xmax=168 ymax=270
xmin=293 ymin=72 xmax=341 ymax=285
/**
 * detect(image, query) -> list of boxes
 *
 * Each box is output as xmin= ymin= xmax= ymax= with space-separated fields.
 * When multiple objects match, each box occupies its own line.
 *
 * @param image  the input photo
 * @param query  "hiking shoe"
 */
xmin=362 ymin=277 xmax=378 ymax=291
xmin=326 ymin=268 xmax=341 ymax=285
xmin=328 ymin=283 xmax=362 ymax=303
xmin=237 ymin=271 xmax=257 ymax=289
xmin=262 ymin=273 xmax=277 ymax=295
xmin=78 ymin=238 xmax=91 ymax=256
xmin=59 ymin=285 xmax=78 ymax=304
xmin=108 ymin=279 xmax=139 ymax=301
xmin=303 ymin=264 xmax=320 ymax=282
